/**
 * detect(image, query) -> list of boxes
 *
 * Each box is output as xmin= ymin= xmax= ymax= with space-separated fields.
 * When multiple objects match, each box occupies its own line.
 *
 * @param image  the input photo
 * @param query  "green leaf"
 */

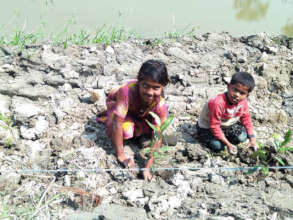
xmin=252 ymin=150 xmax=266 ymax=158
xmin=273 ymin=141 xmax=281 ymax=151
xmin=274 ymin=157 xmax=285 ymax=166
xmin=257 ymin=141 xmax=263 ymax=150
xmin=153 ymin=132 xmax=159 ymax=141
xmin=281 ymin=130 xmax=291 ymax=147
xmin=148 ymin=111 xmax=161 ymax=127
xmin=150 ymin=138 xmax=155 ymax=148
xmin=159 ymin=146 xmax=171 ymax=152
xmin=150 ymin=164 xmax=156 ymax=172
xmin=272 ymin=133 xmax=282 ymax=141
xmin=279 ymin=147 xmax=293 ymax=154
xmin=262 ymin=166 xmax=269 ymax=175
xmin=6 ymin=138 xmax=12 ymax=147
xmin=0 ymin=124 xmax=8 ymax=129
xmin=259 ymin=154 xmax=267 ymax=161
xmin=140 ymin=147 xmax=151 ymax=154
xmin=145 ymin=119 xmax=158 ymax=132
xmin=160 ymin=114 xmax=174 ymax=134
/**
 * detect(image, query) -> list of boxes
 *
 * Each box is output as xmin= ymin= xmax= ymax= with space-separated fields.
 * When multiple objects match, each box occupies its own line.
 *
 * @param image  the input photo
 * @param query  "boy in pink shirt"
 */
xmin=197 ymin=72 xmax=257 ymax=154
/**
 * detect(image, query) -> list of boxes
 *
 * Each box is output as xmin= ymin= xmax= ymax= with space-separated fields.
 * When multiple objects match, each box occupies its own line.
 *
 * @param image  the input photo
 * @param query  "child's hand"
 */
xmin=247 ymin=137 xmax=257 ymax=151
xmin=227 ymin=144 xmax=237 ymax=155
xmin=143 ymin=169 xmax=153 ymax=181
xmin=118 ymin=155 xmax=136 ymax=168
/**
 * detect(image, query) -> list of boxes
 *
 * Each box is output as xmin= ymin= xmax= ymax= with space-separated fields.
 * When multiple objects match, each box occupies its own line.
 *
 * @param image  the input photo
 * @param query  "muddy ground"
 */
xmin=0 ymin=32 xmax=293 ymax=219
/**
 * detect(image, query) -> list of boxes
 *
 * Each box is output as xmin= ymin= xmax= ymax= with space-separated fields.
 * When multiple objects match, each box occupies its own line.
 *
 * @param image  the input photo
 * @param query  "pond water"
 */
xmin=1 ymin=0 xmax=293 ymax=38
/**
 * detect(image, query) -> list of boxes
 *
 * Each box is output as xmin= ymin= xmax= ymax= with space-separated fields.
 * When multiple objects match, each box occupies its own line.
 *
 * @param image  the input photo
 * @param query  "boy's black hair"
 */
xmin=137 ymin=59 xmax=169 ymax=86
xmin=230 ymin=72 xmax=255 ymax=92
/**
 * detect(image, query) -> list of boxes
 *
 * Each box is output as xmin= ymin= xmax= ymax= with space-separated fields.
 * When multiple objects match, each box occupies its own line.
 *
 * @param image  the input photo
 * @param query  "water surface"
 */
xmin=1 ymin=0 xmax=293 ymax=37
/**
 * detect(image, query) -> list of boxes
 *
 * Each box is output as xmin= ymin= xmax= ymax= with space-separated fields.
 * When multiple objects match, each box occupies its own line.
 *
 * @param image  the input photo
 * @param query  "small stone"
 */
xmin=105 ymin=46 xmax=115 ymax=54
xmin=163 ymin=133 xmax=178 ymax=146
xmin=0 ymin=172 xmax=21 ymax=185
xmin=168 ymin=196 xmax=181 ymax=209
xmin=76 ymin=171 xmax=86 ymax=179
xmin=64 ymin=175 xmax=71 ymax=187
xmin=63 ymin=83 xmax=72 ymax=91
xmin=109 ymin=187 xmax=117 ymax=194
xmin=208 ymin=174 xmax=225 ymax=185
xmin=122 ymin=189 xmax=144 ymax=202
xmin=238 ymin=57 xmax=247 ymax=63
xmin=70 ymin=122 xmax=80 ymax=130
xmin=89 ymin=46 xmax=97 ymax=52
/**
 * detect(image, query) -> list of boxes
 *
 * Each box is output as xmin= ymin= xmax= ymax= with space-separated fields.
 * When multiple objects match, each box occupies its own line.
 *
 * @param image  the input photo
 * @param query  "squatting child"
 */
xmin=97 ymin=59 xmax=169 ymax=181
xmin=196 ymin=71 xmax=257 ymax=154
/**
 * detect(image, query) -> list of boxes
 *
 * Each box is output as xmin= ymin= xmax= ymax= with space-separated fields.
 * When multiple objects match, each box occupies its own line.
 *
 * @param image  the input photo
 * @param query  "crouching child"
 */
xmin=196 ymin=72 xmax=257 ymax=154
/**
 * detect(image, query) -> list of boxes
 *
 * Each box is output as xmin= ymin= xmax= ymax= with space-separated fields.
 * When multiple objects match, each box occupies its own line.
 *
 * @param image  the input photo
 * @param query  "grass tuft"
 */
xmin=0 ymin=22 xmax=135 ymax=50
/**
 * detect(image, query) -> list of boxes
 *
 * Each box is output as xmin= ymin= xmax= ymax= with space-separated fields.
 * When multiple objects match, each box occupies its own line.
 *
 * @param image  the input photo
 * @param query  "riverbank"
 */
xmin=0 ymin=32 xmax=293 ymax=219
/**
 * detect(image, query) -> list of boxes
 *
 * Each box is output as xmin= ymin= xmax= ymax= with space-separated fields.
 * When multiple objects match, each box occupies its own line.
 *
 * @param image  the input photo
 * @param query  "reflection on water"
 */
xmin=233 ymin=0 xmax=270 ymax=22
xmin=1 ymin=0 xmax=293 ymax=38
xmin=282 ymin=21 xmax=293 ymax=37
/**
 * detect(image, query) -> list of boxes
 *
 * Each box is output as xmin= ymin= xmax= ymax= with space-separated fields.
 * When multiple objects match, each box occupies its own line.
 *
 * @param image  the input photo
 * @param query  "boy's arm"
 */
xmin=209 ymin=101 xmax=237 ymax=154
xmin=240 ymin=102 xmax=257 ymax=149
xmin=208 ymin=101 xmax=225 ymax=140
xmin=218 ymin=136 xmax=237 ymax=154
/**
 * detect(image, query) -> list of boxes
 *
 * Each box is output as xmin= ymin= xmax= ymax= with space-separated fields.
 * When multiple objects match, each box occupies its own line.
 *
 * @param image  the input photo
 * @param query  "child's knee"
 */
xmin=122 ymin=121 xmax=135 ymax=139
xmin=236 ymin=130 xmax=247 ymax=143
xmin=209 ymin=139 xmax=225 ymax=152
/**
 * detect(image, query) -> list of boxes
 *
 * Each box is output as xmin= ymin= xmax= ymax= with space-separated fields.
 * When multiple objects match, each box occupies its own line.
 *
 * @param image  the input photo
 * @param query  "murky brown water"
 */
xmin=1 ymin=0 xmax=293 ymax=37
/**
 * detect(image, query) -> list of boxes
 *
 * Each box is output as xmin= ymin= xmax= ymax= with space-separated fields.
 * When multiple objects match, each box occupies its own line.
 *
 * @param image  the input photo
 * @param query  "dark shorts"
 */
xmin=196 ymin=122 xmax=247 ymax=147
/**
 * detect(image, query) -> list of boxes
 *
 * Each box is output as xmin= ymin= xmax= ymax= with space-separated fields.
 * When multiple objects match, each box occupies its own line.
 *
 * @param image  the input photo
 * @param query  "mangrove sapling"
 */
xmin=249 ymin=130 xmax=292 ymax=175
xmin=139 ymin=111 xmax=174 ymax=169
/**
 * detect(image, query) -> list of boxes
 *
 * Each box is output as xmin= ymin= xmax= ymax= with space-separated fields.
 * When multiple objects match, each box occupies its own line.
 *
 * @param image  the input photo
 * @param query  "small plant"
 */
xmin=249 ymin=130 xmax=292 ymax=175
xmin=0 ymin=113 xmax=17 ymax=147
xmin=271 ymin=130 xmax=292 ymax=155
xmin=139 ymin=112 xmax=174 ymax=168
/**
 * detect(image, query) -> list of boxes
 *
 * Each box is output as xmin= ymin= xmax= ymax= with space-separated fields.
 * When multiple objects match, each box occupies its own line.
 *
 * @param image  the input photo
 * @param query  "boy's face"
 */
xmin=138 ymin=79 xmax=163 ymax=105
xmin=227 ymin=83 xmax=249 ymax=104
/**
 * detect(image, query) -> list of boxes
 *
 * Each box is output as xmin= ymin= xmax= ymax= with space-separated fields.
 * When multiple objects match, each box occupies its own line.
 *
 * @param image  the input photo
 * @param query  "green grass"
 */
xmin=164 ymin=25 xmax=198 ymax=39
xmin=0 ymin=113 xmax=17 ymax=147
xmin=0 ymin=19 xmax=136 ymax=50
xmin=0 ymin=15 xmax=198 ymax=50
xmin=0 ymin=185 xmax=62 ymax=219
xmin=0 ymin=27 xmax=132 ymax=49
xmin=247 ymin=130 xmax=293 ymax=175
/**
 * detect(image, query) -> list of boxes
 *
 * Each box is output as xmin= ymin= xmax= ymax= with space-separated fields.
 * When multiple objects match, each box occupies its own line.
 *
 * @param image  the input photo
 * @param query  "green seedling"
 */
xmin=140 ymin=112 xmax=174 ymax=167
xmin=248 ymin=130 xmax=292 ymax=175
xmin=139 ymin=145 xmax=172 ymax=165
xmin=0 ymin=113 xmax=17 ymax=147
xmin=272 ymin=130 xmax=292 ymax=154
